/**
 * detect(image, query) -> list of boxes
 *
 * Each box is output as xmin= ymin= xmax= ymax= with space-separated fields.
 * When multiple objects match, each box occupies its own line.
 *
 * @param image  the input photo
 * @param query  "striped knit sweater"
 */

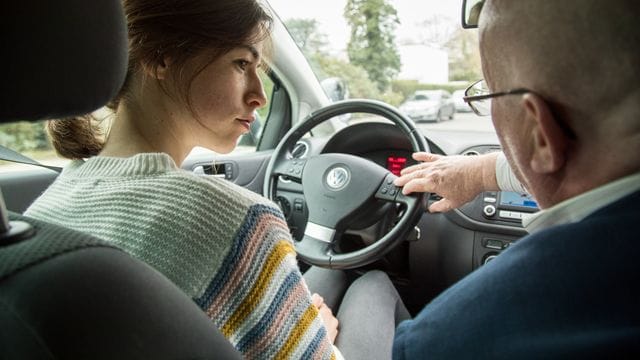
xmin=25 ymin=153 xmax=339 ymax=360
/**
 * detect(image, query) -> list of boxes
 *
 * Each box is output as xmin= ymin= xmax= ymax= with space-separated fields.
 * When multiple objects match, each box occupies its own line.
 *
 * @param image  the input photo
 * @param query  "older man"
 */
xmin=392 ymin=0 xmax=640 ymax=358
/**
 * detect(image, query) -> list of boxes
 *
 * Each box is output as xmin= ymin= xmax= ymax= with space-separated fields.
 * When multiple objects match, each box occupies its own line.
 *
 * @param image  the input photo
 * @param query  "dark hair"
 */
xmin=48 ymin=0 xmax=273 ymax=159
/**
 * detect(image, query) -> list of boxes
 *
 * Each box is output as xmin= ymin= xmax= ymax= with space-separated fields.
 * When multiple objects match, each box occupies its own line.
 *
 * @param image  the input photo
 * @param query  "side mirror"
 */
xmin=321 ymin=77 xmax=349 ymax=102
xmin=462 ymin=0 xmax=484 ymax=29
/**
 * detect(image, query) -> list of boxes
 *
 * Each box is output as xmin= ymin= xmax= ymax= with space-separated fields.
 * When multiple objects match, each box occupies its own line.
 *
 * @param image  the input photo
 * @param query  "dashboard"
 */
xmin=273 ymin=121 xmax=539 ymax=312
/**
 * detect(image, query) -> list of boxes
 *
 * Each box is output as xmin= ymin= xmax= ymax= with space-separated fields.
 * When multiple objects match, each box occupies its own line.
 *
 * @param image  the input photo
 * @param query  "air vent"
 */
xmin=290 ymin=141 xmax=309 ymax=159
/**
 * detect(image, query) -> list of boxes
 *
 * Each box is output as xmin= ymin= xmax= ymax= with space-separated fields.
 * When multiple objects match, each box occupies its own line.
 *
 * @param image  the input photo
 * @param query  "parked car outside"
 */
xmin=452 ymin=89 xmax=472 ymax=112
xmin=399 ymin=90 xmax=455 ymax=122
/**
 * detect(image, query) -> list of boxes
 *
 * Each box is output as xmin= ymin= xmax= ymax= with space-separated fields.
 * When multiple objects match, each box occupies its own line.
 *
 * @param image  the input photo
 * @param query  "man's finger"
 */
xmin=401 ymin=177 xmax=434 ymax=195
xmin=399 ymin=162 xmax=426 ymax=176
xmin=428 ymin=198 xmax=453 ymax=213
xmin=412 ymin=152 xmax=440 ymax=162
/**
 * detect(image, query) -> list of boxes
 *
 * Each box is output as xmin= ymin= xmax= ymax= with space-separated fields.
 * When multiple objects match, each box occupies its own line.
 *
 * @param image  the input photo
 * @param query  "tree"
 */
xmin=284 ymin=18 xmax=329 ymax=57
xmin=281 ymin=15 xmax=404 ymax=106
xmin=0 ymin=121 xmax=50 ymax=153
xmin=314 ymin=56 xmax=380 ymax=100
xmin=344 ymin=0 xmax=401 ymax=92
xmin=445 ymin=29 xmax=482 ymax=81
xmin=416 ymin=15 xmax=456 ymax=49
xmin=414 ymin=15 xmax=482 ymax=82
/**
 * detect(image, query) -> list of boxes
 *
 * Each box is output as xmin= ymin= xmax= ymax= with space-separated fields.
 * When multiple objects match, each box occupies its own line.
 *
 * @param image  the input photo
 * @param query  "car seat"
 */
xmin=0 ymin=1 xmax=241 ymax=358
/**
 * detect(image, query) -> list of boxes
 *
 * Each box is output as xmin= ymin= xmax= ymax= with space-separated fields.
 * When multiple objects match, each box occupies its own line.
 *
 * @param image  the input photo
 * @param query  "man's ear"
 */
xmin=522 ymin=93 xmax=568 ymax=174
xmin=141 ymin=57 xmax=171 ymax=80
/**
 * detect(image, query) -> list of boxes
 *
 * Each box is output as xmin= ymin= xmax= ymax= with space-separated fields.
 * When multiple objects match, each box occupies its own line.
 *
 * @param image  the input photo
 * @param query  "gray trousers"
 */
xmin=304 ymin=267 xmax=410 ymax=360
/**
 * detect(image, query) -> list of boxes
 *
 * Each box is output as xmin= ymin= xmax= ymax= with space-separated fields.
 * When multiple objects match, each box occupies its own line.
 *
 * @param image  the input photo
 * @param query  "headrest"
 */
xmin=0 ymin=0 xmax=128 ymax=123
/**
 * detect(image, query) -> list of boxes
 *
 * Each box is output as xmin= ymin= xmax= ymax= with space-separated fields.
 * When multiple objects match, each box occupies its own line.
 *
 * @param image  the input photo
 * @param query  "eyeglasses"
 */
xmin=463 ymin=79 xmax=531 ymax=116
xmin=463 ymin=79 xmax=577 ymax=139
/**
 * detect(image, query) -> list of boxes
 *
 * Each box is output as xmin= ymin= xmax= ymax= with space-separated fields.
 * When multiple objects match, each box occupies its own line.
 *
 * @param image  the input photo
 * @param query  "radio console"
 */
xmin=481 ymin=191 xmax=538 ymax=222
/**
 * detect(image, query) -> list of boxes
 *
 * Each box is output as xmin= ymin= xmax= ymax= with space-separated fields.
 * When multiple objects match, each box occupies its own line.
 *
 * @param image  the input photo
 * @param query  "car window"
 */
xmin=0 ymin=70 xmax=277 ymax=170
xmin=269 ymin=0 xmax=493 ymax=134
xmin=0 ymin=120 xmax=68 ymax=172
xmin=234 ymin=70 xmax=275 ymax=152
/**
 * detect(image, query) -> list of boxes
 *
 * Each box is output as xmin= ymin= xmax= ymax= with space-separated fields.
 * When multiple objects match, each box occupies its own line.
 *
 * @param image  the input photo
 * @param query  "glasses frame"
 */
xmin=462 ymin=79 xmax=577 ymax=139
xmin=463 ymin=79 xmax=531 ymax=116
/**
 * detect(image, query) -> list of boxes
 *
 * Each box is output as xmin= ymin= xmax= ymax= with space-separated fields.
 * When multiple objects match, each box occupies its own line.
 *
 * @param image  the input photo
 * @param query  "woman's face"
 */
xmin=183 ymin=39 xmax=268 ymax=154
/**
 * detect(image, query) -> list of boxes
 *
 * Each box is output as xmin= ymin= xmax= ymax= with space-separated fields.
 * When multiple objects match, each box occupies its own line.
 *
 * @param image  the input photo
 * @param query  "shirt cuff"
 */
xmin=495 ymin=152 xmax=528 ymax=193
xmin=333 ymin=345 xmax=345 ymax=360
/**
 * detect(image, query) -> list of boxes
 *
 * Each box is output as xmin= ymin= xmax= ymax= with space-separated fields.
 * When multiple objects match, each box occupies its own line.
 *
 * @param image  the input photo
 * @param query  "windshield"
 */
xmin=269 ymin=0 xmax=493 ymax=133
xmin=0 ymin=0 xmax=494 ymax=172
xmin=411 ymin=92 xmax=441 ymax=101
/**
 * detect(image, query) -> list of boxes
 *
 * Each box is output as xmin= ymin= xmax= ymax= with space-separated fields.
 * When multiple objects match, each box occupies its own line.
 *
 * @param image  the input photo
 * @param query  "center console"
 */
xmin=480 ymin=190 xmax=539 ymax=223
xmin=455 ymin=190 xmax=539 ymax=268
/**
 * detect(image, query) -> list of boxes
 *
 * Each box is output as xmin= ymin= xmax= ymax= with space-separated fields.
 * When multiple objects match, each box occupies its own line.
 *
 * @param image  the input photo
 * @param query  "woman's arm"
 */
xmin=195 ymin=203 xmax=339 ymax=359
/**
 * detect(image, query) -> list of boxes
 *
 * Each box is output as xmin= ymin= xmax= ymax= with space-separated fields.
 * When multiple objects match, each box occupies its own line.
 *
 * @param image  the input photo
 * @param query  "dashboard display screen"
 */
xmin=499 ymin=191 xmax=538 ymax=209
xmin=387 ymin=156 xmax=407 ymax=176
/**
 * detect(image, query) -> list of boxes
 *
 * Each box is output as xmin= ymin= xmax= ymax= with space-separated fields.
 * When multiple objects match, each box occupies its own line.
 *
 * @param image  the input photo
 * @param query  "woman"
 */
xmin=25 ymin=0 xmax=342 ymax=358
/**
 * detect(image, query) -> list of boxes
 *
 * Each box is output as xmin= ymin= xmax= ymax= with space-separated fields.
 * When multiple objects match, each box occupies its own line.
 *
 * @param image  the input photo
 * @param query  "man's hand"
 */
xmin=312 ymin=293 xmax=339 ymax=344
xmin=393 ymin=152 xmax=499 ymax=213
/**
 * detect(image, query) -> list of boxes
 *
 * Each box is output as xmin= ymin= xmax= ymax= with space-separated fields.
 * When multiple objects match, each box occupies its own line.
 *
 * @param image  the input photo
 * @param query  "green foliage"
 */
xmin=0 ymin=121 xmax=51 ymax=152
xmin=258 ymin=70 xmax=274 ymax=119
xmin=445 ymin=29 xmax=482 ymax=81
xmin=313 ymin=56 xmax=380 ymax=99
xmin=391 ymin=79 xmax=422 ymax=100
xmin=284 ymin=18 xmax=329 ymax=57
xmin=311 ymin=55 xmax=405 ymax=106
xmin=344 ymin=0 xmax=401 ymax=92
xmin=283 ymin=14 xmax=406 ymax=106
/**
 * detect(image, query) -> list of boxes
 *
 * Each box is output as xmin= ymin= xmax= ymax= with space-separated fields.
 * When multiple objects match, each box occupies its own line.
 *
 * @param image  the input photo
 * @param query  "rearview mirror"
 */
xmin=461 ymin=0 xmax=484 ymax=29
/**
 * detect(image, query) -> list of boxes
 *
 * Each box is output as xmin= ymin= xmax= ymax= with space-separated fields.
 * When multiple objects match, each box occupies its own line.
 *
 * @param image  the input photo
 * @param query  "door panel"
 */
xmin=0 ymin=169 xmax=58 ymax=213
xmin=0 ymin=149 xmax=274 ymax=215
xmin=181 ymin=150 xmax=273 ymax=195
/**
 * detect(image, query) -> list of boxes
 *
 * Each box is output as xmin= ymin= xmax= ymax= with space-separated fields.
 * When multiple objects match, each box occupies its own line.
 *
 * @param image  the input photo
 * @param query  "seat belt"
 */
xmin=0 ymin=145 xmax=62 ymax=173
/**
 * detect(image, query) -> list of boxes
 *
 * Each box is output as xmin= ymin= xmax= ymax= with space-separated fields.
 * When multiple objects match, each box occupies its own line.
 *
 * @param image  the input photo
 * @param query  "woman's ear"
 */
xmin=141 ymin=57 xmax=171 ymax=80
xmin=522 ymin=93 xmax=568 ymax=174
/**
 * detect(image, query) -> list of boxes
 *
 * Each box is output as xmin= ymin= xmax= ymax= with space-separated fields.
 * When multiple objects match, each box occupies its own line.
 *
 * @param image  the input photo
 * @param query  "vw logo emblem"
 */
xmin=326 ymin=167 xmax=350 ymax=190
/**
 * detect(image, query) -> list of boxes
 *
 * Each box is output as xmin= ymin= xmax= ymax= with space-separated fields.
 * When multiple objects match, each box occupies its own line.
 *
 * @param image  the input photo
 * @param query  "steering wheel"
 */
xmin=263 ymin=99 xmax=429 ymax=269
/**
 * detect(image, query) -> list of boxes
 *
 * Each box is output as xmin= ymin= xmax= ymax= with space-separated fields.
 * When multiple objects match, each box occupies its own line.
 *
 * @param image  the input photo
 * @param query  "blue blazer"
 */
xmin=393 ymin=190 xmax=640 ymax=359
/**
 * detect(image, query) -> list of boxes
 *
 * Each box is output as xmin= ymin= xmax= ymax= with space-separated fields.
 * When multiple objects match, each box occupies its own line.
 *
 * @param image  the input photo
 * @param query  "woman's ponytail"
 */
xmin=47 ymin=114 xmax=105 ymax=160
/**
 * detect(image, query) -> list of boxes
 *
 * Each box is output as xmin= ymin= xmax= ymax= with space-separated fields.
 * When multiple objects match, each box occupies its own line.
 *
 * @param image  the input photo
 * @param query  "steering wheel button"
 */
xmin=381 ymin=187 xmax=388 ymax=194
xmin=389 ymin=188 xmax=397 ymax=196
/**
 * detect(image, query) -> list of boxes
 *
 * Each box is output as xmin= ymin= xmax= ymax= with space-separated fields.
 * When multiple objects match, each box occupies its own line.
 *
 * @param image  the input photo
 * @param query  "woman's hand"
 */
xmin=312 ymin=293 xmax=339 ymax=344
xmin=394 ymin=152 xmax=500 ymax=213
